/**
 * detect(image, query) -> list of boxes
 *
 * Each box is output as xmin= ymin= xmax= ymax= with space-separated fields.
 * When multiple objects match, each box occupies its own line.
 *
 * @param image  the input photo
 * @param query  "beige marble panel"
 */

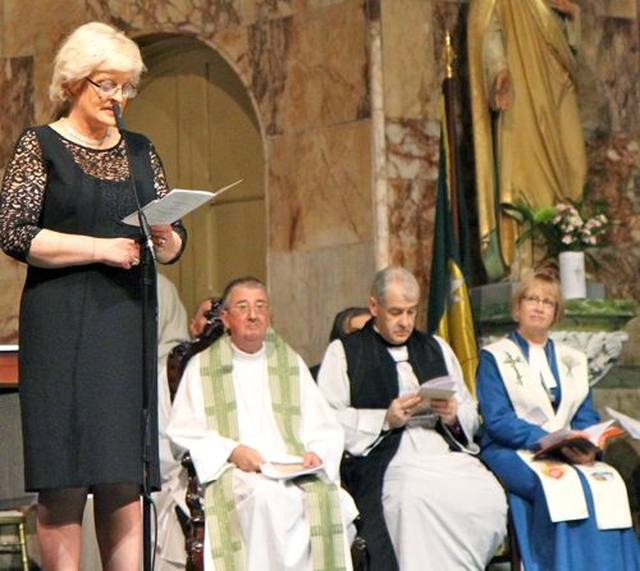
xmin=268 ymin=119 xmax=373 ymax=252
xmin=267 ymin=240 xmax=375 ymax=365
xmin=0 ymin=57 xmax=34 ymax=166
xmin=6 ymin=0 xmax=87 ymax=56
xmin=381 ymin=0 xmax=436 ymax=120
xmin=381 ymin=1 xmax=464 ymax=120
xmin=0 ymin=257 xmax=24 ymax=344
xmin=0 ymin=53 xmax=35 ymax=344
xmin=272 ymin=0 xmax=370 ymax=133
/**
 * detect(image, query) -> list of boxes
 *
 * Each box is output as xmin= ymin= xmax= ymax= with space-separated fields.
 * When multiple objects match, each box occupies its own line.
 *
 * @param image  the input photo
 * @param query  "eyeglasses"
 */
xmin=85 ymin=77 xmax=138 ymax=99
xmin=522 ymin=295 xmax=556 ymax=309
xmin=227 ymin=301 xmax=270 ymax=316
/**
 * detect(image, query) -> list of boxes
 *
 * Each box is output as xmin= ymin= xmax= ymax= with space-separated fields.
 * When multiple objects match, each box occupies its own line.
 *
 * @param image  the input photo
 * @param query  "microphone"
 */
xmin=113 ymin=101 xmax=125 ymax=132
xmin=113 ymin=103 xmax=158 ymax=571
xmin=113 ymin=102 xmax=156 ymax=262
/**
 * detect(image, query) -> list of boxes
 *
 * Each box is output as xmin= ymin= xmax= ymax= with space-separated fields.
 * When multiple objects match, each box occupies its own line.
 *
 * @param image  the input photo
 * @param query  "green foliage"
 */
xmin=505 ymin=186 xmax=611 ymax=261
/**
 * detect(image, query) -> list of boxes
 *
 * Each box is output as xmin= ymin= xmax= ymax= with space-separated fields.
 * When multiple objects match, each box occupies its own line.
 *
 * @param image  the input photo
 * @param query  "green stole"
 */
xmin=199 ymin=329 xmax=348 ymax=571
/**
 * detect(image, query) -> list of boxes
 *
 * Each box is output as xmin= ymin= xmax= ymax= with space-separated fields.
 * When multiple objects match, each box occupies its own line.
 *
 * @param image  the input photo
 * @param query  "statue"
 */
xmin=468 ymin=0 xmax=587 ymax=280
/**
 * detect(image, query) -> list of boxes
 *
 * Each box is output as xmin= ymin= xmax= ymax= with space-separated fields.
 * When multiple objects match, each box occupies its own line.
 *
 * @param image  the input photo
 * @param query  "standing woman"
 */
xmin=476 ymin=272 xmax=639 ymax=570
xmin=0 ymin=22 xmax=185 ymax=570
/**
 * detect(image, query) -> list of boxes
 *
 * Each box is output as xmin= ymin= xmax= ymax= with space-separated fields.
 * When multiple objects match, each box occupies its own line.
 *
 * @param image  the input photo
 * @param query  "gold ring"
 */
xmin=158 ymin=238 xmax=166 ymax=247
xmin=131 ymin=258 xmax=139 ymax=266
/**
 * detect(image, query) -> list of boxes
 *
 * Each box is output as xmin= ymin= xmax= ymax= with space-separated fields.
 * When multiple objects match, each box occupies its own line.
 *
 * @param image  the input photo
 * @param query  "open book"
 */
xmin=533 ymin=419 xmax=625 ymax=460
xmin=121 ymin=178 xmax=242 ymax=226
xmin=260 ymin=456 xmax=324 ymax=481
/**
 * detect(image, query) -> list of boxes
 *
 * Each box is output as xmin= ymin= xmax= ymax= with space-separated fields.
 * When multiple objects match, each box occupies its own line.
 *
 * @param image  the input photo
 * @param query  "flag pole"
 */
xmin=443 ymin=32 xmax=460 ymax=248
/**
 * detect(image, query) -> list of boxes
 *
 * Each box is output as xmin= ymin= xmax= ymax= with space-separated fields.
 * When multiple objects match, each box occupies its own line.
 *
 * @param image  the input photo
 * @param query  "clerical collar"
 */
xmin=372 ymin=324 xmax=408 ymax=348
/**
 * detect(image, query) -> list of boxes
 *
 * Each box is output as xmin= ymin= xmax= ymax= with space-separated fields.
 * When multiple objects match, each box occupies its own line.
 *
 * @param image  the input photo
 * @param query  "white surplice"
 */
xmin=155 ymin=274 xmax=190 ymax=570
xmin=167 ymin=343 xmax=358 ymax=571
xmin=317 ymin=336 xmax=507 ymax=570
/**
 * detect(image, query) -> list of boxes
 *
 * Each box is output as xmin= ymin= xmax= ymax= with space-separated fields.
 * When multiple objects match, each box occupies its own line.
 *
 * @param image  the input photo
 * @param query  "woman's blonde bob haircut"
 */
xmin=512 ymin=271 xmax=565 ymax=325
xmin=49 ymin=21 xmax=145 ymax=103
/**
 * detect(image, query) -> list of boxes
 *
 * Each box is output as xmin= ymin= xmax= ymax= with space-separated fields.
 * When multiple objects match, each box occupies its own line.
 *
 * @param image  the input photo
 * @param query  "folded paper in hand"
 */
xmin=533 ymin=419 xmax=624 ymax=460
xmin=408 ymin=376 xmax=456 ymax=427
xmin=417 ymin=375 xmax=456 ymax=400
xmin=260 ymin=456 xmax=324 ymax=481
xmin=121 ymin=178 xmax=243 ymax=226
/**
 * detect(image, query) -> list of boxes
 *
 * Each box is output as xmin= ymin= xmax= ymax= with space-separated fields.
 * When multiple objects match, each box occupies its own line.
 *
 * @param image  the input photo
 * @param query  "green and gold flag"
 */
xmin=427 ymin=87 xmax=479 ymax=397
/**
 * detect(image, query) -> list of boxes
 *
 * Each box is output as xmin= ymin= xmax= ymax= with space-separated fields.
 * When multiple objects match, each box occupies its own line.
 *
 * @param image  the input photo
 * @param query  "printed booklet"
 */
xmin=534 ymin=419 xmax=625 ymax=460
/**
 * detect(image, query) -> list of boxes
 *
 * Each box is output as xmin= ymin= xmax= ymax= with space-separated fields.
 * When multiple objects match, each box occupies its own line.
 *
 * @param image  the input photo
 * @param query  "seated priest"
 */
xmin=167 ymin=276 xmax=359 ymax=571
xmin=317 ymin=266 xmax=508 ymax=571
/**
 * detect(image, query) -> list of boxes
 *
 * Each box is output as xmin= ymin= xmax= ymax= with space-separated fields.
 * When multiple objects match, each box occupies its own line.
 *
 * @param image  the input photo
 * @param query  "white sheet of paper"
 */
xmin=417 ymin=375 xmax=456 ymax=400
xmin=121 ymin=178 xmax=243 ymax=226
xmin=606 ymin=407 xmax=640 ymax=439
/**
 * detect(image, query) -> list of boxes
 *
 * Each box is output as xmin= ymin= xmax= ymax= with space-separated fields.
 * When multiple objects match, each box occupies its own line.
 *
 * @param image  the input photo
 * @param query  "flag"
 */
xmin=427 ymin=95 xmax=479 ymax=397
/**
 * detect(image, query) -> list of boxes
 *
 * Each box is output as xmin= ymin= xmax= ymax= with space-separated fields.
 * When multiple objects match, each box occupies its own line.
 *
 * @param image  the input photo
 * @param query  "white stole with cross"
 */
xmin=486 ymin=338 xmax=631 ymax=529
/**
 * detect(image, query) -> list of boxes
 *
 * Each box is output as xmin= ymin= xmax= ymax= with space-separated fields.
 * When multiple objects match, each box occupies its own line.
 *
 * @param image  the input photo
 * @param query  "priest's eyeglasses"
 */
xmin=86 ymin=77 xmax=138 ymax=99
xmin=228 ymin=301 xmax=270 ymax=316
xmin=522 ymin=295 xmax=556 ymax=309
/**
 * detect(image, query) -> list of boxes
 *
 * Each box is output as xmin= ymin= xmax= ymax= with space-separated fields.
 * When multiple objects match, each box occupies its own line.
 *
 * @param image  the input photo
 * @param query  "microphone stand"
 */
xmin=113 ymin=102 xmax=157 ymax=571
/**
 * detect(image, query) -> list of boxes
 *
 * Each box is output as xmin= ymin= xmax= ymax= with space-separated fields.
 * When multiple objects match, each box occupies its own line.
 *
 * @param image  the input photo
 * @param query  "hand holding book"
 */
xmin=260 ymin=454 xmax=324 ymax=480
xmin=534 ymin=420 xmax=625 ymax=462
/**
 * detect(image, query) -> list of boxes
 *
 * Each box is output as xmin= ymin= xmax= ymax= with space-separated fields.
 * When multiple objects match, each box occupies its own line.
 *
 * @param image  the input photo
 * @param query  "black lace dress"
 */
xmin=0 ymin=126 xmax=185 ymax=491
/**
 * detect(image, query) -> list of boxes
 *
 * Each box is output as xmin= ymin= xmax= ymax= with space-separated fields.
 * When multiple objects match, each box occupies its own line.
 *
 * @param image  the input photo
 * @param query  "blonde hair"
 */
xmin=512 ymin=271 xmax=565 ymax=324
xmin=49 ymin=21 xmax=145 ymax=103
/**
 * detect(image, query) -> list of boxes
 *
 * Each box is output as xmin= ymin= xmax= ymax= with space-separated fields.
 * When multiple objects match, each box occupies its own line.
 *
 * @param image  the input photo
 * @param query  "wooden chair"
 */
xmin=166 ymin=300 xmax=368 ymax=571
xmin=486 ymin=510 xmax=521 ymax=570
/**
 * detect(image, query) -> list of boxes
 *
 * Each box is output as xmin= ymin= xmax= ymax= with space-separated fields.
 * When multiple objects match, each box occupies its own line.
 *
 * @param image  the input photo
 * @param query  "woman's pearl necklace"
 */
xmin=60 ymin=118 xmax=111 ymax=148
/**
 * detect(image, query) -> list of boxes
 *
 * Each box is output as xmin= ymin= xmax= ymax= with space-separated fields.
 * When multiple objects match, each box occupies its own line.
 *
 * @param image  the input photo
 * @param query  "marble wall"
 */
xmin=0 ymin=0 xmax=638 ymax=364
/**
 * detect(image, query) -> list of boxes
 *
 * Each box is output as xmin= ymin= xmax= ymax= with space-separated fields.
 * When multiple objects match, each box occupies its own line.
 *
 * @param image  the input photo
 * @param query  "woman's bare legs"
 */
xmin=37 ymin=487 xmax=88 ymax=571
xmin=93 ymin=482 xmax=142 ymax=571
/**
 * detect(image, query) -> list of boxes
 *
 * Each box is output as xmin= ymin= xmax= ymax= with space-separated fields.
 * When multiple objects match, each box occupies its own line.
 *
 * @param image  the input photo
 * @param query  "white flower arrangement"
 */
xmin=506 ymin=187 xmax=611 ymax=260
xmin=552 ymin=202 xmax=608 ymax=252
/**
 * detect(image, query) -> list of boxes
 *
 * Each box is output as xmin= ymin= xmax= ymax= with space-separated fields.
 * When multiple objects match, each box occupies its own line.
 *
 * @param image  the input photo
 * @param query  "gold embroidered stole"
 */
xmin=200 ymin=329 xmax=347 ymax=571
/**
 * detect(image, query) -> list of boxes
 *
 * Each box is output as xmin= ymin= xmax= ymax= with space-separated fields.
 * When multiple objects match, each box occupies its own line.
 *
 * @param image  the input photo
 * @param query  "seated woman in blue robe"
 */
xmin=476 ymin=271 xmax=639 ymax=571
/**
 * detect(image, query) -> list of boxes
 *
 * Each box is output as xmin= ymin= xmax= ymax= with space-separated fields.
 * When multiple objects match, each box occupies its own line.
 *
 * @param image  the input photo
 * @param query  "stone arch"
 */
xmin=126 ymin=32 xmax=267 ymax=314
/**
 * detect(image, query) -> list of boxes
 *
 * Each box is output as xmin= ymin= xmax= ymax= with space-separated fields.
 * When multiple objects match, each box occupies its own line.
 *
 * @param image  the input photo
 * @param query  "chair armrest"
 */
xmin=181 ymin=451 xmax=205 ymax=571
